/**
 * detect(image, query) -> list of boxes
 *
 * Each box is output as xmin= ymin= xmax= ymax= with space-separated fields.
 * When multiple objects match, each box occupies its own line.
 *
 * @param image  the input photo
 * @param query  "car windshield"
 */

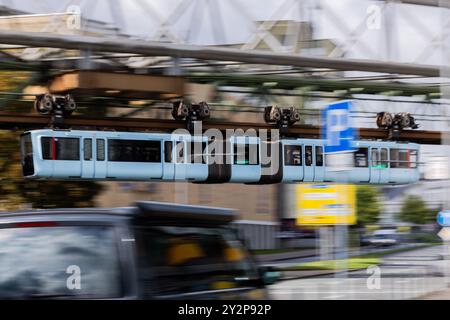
xmin=135 ymin=225 xmax=259 ymax=297
xmin=0 ymin=225 xmax=122 ymax=299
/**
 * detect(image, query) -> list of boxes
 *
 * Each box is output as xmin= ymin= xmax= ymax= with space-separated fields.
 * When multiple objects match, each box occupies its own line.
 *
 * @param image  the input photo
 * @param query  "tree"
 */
xmin=0 ymin=71 xmax=105 ymax=211
xmin=356 ymin=186 xmax=381 ymax=226
xmin=399 ymin=195 xmax=431 ymax=225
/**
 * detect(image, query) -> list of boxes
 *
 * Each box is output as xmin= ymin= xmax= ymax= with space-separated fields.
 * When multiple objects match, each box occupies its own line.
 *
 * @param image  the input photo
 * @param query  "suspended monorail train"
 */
xmin=20 ymin=129 xmax=420 ymax=184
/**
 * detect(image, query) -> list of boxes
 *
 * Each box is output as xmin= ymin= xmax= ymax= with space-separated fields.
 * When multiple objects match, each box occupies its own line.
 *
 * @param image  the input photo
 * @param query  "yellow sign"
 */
xmin=296 ymin=184 xmax=356 ymax=225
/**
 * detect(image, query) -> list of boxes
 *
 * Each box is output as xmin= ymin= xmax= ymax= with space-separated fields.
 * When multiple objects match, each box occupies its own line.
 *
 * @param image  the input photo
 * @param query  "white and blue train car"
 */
xmin=20 ymin=129 xmax=420 ymax=185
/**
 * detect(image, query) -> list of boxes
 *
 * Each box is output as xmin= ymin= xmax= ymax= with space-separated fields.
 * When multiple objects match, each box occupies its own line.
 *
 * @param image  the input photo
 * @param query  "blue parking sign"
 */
xmin=437 ymin=210 xmax=450 ymax=227
xmin=322 ymin=100 xmax=356 ymax=153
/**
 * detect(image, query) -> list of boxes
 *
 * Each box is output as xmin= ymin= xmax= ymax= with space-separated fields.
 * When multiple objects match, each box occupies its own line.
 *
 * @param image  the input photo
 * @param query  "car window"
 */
xmin=134 ymin=226 xmax=259 ymax=297
xmin=0 ymin=226 xmax=122 ymax=299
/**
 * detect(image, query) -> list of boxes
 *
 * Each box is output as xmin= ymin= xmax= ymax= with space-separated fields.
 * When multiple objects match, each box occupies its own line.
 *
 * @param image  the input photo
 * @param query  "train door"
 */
xmin=146 ymin=139 xmax=164 ymax=179
xmin=229 ymin=136 xmax=261 ymax=183
xmin=369 ymin=147 xmax=380 ymax=183
xmin=185 ymin=137 xmax=208 ymax=181
xmin=173 ymin=138 xmax=188 ymax=180
xmin=352 ymin=147 xmax=370 ymax=183
xmin=378 ymin=147 xmax=389 ymax=183
xmin=281 ymin=142 xmax=303 ymax=182
xmin=94 ymin=138 xmax=107 ymax=179
xmin=81 ymin=138 xmax=94 ymax=178
xmin=303 ymin=145 xmax=314 ymax=181
xmin=205 ymin=138 xmax=232 ymax=183
xmin=314 ymin=145 xmax=324 ymax=181
xmin=162 ymin=140 xmax=175 ymax=180
xmin=369 ymin=147 xmax=389 ymax=184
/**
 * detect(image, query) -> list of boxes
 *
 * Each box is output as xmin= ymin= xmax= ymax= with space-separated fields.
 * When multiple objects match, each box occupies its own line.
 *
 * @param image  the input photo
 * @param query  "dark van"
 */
xmin=0 ymin=201 xmax=279 ymax=299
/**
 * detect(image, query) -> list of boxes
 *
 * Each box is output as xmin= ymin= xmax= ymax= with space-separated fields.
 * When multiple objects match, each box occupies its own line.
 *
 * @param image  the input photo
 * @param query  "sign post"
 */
xmin=321 ymin=100 xmax=356 ymax=277
xmin=296 ymin=184 xmax=357 ymax=272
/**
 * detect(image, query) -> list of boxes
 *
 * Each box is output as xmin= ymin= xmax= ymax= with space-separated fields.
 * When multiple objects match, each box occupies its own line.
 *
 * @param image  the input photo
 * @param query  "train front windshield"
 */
xmin=20 ymin=133 xmax=34 ymax=176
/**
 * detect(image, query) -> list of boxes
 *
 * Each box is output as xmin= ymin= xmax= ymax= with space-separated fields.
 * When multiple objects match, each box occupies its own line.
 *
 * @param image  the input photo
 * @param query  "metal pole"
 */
xmin=0 ymin=30 xmax=446 ymax=76
xmin=440 ymin=0 xmax=450 ymax=288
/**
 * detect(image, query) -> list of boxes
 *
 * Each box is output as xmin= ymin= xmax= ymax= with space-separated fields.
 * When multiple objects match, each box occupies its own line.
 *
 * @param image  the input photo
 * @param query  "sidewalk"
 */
xmin=420 ymin=286 xmax=450 ymax=300
xmin=254 ymin=249 xmax=317 ymax=263
xmin=279 ymin=269 xmax=352 ymax=280
xmin=255 ymin=243 xmax=425 ymax=264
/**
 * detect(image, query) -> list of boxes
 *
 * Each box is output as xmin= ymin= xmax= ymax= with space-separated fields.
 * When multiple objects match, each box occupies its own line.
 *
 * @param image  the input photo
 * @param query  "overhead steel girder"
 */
xmin=0 ymin=30 xmax=447 ymax=77
xmin=392 ymin=0 xmax=450 ymax=7
xmin=0 ymin=112 xmax=441 ymax=144
xmin=187 ymin=74 xmax=442 ymax=96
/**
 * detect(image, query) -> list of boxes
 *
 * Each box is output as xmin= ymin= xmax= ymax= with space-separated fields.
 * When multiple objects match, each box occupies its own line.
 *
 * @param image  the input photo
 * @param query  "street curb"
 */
xmin=279 ymin=268 xmax=364 ymax=281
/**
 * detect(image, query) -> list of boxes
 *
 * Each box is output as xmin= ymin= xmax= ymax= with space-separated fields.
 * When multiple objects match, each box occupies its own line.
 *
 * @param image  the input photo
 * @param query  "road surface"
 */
xmin=268 ymin=245 xmax=450 ymax=300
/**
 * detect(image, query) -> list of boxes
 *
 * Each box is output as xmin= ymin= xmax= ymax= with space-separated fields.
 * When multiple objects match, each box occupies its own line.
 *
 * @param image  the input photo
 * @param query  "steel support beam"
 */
xmin=0 ymin=112 xmax=441 ymax=144
xmin=0 ymin=30 xmax=447 ymax=77
xmin=397 ymin=0 xmax=450 ymax=7
xmin=188 ymin=73 xmax=442 ymax=96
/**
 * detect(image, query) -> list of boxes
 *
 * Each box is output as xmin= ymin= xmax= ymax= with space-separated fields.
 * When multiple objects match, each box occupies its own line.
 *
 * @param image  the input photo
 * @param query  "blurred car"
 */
xmin=0 ymin=201 xmax=280 ymax=299
xmin=367 ymin=230 xmax=398 ymax=247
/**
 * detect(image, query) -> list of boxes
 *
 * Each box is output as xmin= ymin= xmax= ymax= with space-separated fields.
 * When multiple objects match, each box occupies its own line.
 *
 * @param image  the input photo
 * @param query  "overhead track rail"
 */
xmin=187 ymin=73 xmax=443 ymax=97
xmin=0 ymin=30 xmax=448 ymax=77
xmin=391 ymin=0 xmax=450 ymax=7
xmin=0 ymin=112 xmax=441 ymax=144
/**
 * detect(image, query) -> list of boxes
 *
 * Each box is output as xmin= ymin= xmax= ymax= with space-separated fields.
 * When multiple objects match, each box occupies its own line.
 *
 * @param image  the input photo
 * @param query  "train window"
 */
xmin=390 ymin=149 xmax=410 ymax=168
xmin=380 ymin=148 xmax=388 ymax=168
xmin=354 ymin=148 xmax=368 ymax=167
xmin=41 ymin=137 xmax=80 ymax=161
xmin=398 ymin=149 xmax=410 ymax=168
xmin=410 ymin=150 xmax=418 ymax=168
xmin=234 ymin=143 xmax=259 ymax=165
xmin=21 ymin=133 xmax=32 ymax=156
xmin=315 ymin=146 xmax=323 ymax=167
xmin=20 ymin=133 xmax=34 ymax=176
xmin=41 ymin=137 xmax=52 ymax=160
xmin=189 ymin=141 xmax=207 ymax=164
xmin=305 ymin=146 xmax=312 ymax=166
xmin=371 ymin=149 xmax=379 ymax=167
xmin=164 ymin=141 xmax=173 ymax=163
xmin=108 ymin=139 xmax=161 ymax=163
xmin=97 ymin=139 xmax=105 ymax=161
xmin=284 ymin=145 xmax=302 ymax=166
xmin=84 ymin=139 xmax=92 ymax=161
xmin=390 ymin=149 xmax=398 ymax=168
xmin=174 ymin=141 xmax=184 ymax=163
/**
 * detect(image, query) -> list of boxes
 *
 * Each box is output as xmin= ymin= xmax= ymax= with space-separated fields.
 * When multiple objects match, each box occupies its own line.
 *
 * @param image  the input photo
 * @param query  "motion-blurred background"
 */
xmin=0 ymin=0 xmax=449 ymax=299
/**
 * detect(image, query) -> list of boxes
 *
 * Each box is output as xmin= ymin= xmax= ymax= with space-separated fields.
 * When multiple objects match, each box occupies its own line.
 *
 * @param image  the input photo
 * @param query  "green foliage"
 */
xmin=356 ymin=186 xmax=381 ymax=226
xmin=399 ymin=195 xmax=433 ymax=225
xmin=0 ymin=130 xmax=102 ymax=210
xmin=283 ymin=257 xmax=381 ymax=271
xmin=0 ymin=71 xmax=107 ymax=211
xmin=410 ymin=233 xmax=440 ymax=243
